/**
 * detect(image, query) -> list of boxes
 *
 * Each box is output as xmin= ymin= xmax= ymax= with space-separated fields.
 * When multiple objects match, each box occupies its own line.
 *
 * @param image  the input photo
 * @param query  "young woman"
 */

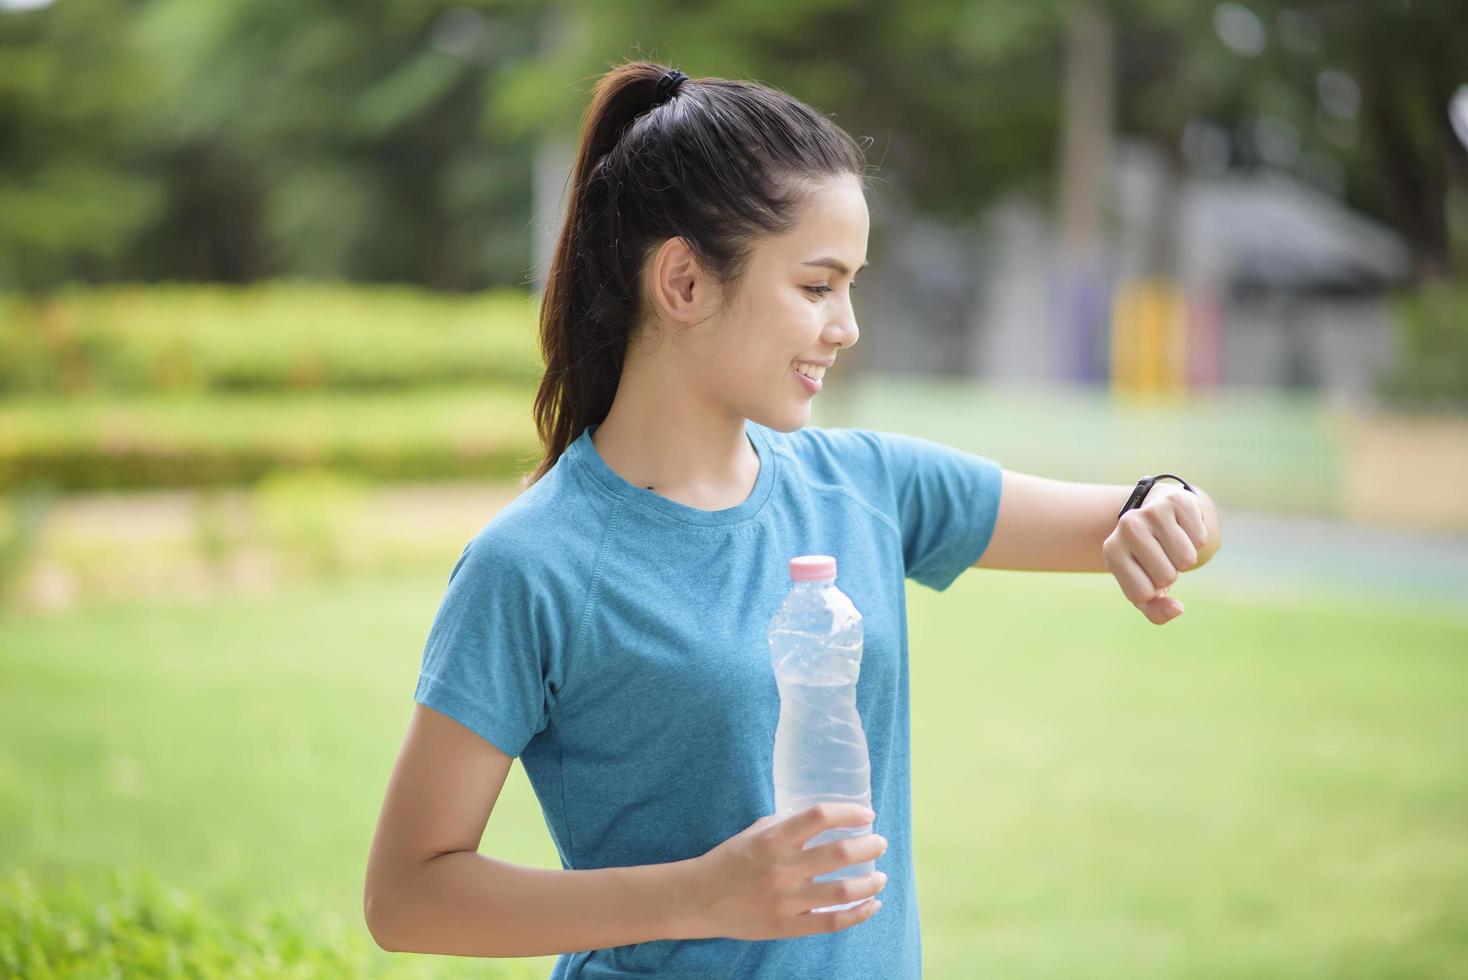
xmin=364 ymin=60 xmax=1219 ymax=978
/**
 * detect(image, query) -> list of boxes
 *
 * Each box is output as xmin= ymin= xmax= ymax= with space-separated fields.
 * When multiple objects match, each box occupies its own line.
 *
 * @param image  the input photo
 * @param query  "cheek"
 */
xmin=736 ymin=290 xmax=821 ymax=374
xmin=777 ymin=291 xmax=825 ymax=335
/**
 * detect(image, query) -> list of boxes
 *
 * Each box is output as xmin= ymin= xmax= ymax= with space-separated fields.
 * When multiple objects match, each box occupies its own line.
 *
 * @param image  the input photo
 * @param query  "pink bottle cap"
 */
xmin=789 ymin=555 xmax=837 ymax=581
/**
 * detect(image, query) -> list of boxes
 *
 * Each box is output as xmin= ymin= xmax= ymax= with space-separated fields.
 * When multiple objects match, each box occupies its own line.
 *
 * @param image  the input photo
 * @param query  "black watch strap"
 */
xmin=1117 ymin=474 xmax=1195 ymax=521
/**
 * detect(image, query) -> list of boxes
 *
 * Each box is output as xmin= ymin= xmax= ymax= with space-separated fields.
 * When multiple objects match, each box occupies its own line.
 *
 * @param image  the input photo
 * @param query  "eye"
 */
xmin=803 ymin=282 xmax=859 ymax=297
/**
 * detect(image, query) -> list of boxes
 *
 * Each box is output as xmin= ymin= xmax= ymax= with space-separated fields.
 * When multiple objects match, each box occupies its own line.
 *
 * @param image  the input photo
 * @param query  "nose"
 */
xmin=829 ymin=310 xmax=859 ymax=351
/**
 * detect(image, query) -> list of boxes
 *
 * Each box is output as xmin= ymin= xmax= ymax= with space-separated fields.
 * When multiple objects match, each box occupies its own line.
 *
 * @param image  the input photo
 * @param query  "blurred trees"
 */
xmin=1110 ymin=0 xmax=1468 ymax=280
xmin=2 ymin=0 xmax=545 ymax=292
xmin=1 ymin=0 xmax=1464 ymax=293
xmin=0 ymin=0 xmax=162 ymax=291
xmin=121 ymin=0 xmax=545 ymax=289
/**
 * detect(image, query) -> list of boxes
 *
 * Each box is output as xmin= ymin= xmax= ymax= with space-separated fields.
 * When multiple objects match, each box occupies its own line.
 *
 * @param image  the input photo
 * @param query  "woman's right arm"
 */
xmin=364 ymin=703 xmax=706 ymax=957
xmin=364 ymin=704 xmax=889 ymax=957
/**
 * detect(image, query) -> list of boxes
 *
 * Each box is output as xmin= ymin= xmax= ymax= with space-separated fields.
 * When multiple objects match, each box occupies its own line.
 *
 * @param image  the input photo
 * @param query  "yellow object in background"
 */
xmin=1111 ymin=279 xmax=1189 ymax=402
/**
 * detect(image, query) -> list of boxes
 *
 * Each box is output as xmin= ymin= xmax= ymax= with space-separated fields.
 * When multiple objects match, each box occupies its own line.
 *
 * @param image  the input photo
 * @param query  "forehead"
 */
xmin=767 ymin=176 xmax=869 ymax=261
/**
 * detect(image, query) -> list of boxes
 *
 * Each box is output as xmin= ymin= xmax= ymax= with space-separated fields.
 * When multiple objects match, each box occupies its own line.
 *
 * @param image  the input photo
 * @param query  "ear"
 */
xmin=647 ymin=236 xmax=715 ymax=325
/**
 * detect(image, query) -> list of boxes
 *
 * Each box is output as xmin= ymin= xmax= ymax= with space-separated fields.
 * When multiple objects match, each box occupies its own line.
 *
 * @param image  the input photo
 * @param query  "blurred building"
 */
xmin=859 ymin=140 xmax=1411 ymax=410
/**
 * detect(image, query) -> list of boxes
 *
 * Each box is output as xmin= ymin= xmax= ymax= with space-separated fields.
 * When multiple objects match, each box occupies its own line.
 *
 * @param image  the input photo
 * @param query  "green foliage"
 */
xmin=501 ymin=1 xmax=1068 ymax=218
xmin=0 ymin=0 xmax=165 ymax=290
xmin=0 ymin=282 xmax=550 ymax=492
xmin=0 ymin=386 xmax=541 ymax=492
xmin=1118 ymin=0 xmax=1468 ymax=273
xmin=123 ymin=0 xmax=542 ymax=289
xmin=6 ymin=0 xmax=1465 ymax=288
xmin=1378 ymin=283 xmax=1468 ymax=410
xmin=0 ymin=867 xmax=371 ymax=978
xmin=0 ymin=282 xmax=542 ymax=395
xmin=0 ymin=866 xmax=544 ymax=978
xmin=1 ymin=0 xmax=543 ymax=291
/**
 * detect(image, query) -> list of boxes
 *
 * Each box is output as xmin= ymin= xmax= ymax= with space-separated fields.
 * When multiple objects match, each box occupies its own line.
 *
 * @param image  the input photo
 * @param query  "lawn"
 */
xmin=3 ymin=565 xmax=1466 ymax=977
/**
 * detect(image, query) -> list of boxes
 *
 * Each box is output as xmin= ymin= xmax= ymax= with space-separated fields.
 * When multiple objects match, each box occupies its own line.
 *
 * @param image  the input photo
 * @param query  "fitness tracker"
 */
xmin=1117 ymin=474 xmax=1195 ymax=522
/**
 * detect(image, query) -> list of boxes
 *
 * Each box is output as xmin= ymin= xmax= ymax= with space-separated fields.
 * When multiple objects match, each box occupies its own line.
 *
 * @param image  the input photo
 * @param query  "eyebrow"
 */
xmin=802 ymin=256 xmax=870 ymax=275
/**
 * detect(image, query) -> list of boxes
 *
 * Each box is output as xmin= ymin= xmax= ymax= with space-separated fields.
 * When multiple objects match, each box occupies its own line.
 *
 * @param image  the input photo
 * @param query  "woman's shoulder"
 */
xmin=769 ymin=423 xmax=888 ymax=481
xmin=452 ymin=468 xmax=607 ymax=587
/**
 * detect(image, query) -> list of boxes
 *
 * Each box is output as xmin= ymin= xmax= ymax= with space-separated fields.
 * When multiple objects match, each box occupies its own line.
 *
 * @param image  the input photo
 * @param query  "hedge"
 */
xmin=0 ymin=866 xmax=540 ymax=978
xmin=0 ymin=282 xmax=544 ymax=395
xmin=0 ymin=387 xmax=545 ymax=492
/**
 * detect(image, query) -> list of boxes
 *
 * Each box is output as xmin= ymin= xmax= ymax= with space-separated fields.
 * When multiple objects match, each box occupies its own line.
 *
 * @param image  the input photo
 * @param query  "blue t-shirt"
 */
xmin=413 ymin=419 xmax=1003 ymax=978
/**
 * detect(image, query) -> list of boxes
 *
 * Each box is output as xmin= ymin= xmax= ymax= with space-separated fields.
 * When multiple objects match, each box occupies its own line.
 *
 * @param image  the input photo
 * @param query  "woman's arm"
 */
xmin=973 ymin=469 xmax=1221 ymax=573
xmin=365 ymin=704 xmax=704 ymax=956
xmin=369 ymin=848 xmax=705 ymax=957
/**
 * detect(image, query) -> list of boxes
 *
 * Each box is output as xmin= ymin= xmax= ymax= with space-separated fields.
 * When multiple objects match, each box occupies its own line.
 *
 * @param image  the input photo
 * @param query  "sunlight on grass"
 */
xmin=3 ymin=567 xmax=1465 ymax=976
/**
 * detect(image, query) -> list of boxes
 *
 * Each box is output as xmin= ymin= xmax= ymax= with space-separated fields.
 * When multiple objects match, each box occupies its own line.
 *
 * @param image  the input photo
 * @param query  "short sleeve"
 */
xmin=874 ymin=430 xmax=1004 ymax=592
xmin=413 ymin=532 xmax=555 ymax=758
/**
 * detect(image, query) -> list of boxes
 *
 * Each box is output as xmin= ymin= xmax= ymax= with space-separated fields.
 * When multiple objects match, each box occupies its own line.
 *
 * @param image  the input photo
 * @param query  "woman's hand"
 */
xmin=1103 ymin=484 xmax=1209 ymax=625
xmin=683 ymin=803 xmax=888 ymax=941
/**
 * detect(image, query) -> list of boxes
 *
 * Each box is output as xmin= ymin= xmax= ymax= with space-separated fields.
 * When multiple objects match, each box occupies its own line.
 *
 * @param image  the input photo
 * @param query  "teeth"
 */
xmin=795 ymin=363 xmax=827 ymax=380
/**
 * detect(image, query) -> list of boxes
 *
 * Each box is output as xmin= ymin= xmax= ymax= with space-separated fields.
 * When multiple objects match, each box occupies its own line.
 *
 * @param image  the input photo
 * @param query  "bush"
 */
xmin=0 ymin=282 xmax=543 ymax=396
xmin=0 ymin=867 xmax=544 ymax=978
xmin=1377 ymin=282 xmax=1468 ymax=410
xmin=1 ymin=866 xmax=373 ymax=978
xmin=0 ymin=387 xmax=543 ymax=492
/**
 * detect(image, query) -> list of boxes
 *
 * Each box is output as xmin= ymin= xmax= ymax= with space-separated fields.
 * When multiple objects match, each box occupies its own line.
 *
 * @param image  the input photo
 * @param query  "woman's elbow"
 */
xmin=364 ymin=882 xmax=401 ymax=952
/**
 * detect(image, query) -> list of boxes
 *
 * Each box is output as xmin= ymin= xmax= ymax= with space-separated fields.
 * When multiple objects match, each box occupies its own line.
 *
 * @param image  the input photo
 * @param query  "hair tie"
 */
xmin=653 ymin=69 xmax=688 ymax=106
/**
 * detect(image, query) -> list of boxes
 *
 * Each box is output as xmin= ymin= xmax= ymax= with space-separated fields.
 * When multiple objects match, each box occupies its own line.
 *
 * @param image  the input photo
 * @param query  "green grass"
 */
xmin=1 ymin=569 xmax=555 ymax=977
xmin=909 ymin=574 xmax=1468 ymax=978
xmin=3 ymin=566 xmax=1466 ymax=976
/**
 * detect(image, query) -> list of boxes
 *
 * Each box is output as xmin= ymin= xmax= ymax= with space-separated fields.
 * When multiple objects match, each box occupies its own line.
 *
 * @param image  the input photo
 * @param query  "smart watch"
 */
xmin=1117 ymin=474 xmax=1195 ymax=522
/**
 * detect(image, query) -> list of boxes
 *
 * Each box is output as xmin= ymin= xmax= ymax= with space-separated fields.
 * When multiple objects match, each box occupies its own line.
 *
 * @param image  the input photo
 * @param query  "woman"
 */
xmin=364 ymin=60 xmax=1218 ymax=978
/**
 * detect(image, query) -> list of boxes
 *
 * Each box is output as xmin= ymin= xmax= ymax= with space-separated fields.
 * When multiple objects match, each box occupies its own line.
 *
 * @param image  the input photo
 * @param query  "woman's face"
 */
xmin=652 ymin=173 xmax=869 ymax=433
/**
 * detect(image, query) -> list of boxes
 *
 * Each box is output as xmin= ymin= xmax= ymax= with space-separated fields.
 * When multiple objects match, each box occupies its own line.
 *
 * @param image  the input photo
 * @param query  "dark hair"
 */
xmin=521 ymin=60 xmax=871 ymax=489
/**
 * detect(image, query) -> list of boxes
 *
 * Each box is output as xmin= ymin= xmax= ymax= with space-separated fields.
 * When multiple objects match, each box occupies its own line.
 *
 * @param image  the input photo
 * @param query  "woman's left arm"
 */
xmin=973 ymin=469 xmax=1221 ymax=624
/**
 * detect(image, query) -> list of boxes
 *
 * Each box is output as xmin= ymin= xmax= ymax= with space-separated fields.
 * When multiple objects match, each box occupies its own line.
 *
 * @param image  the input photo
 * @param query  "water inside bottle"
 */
xmin=769 ymin=568 xmax=874 ymax=913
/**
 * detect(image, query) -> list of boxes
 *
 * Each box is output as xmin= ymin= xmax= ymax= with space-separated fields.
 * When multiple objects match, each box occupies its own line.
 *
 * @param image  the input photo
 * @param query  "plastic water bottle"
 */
xmin=768 ymin=554 xmax=874 ymax=913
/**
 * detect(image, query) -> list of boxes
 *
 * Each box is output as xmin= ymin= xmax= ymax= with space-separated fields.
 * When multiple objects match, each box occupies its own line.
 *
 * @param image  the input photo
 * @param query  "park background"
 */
xmin=3 ymin=0 xmax=1467 ymax=976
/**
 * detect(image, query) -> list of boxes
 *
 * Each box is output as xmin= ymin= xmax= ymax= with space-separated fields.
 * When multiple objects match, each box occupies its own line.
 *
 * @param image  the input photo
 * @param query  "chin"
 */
xmin=752 ymin=406 xmax=812 ymax=435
